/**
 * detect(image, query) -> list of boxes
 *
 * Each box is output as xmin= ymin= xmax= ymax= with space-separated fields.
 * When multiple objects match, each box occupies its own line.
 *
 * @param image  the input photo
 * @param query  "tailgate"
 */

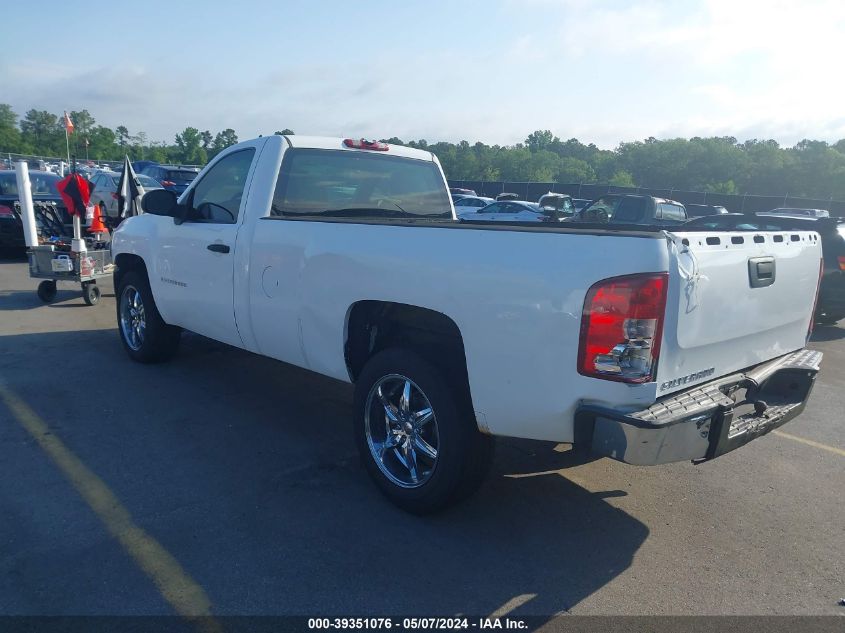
xmin=656 ymin=229 xmax=821 ymax=396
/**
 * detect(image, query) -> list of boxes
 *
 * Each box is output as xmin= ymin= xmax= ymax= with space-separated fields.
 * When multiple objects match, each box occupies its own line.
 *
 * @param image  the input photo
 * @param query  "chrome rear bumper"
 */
xmin=574 ymin=349 xmax=823 ymax=465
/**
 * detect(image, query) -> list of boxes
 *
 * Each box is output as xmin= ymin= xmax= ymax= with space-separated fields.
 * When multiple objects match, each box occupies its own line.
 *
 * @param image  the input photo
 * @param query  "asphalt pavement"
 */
xmin=0 ymin=255 xmax=842 ymax=618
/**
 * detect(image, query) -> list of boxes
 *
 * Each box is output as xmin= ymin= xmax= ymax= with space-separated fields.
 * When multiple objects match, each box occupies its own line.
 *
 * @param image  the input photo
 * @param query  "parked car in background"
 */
xmin=449 ymin=187 xmax=476 ymax=197
xmin=453 ymin=196 xmax=495 ymax=217
xmin=537 ymin=193 xmax=575 ymax=221
xmin=495 ymin=192 xmax=520 ymax=201
xmin=765 ymin=207 xmax=830 ymax=218
xmin=685 ymin=212 xmax=845 ymax=324
xmin=139 ymin=164 xmax=200 ymax=194
xmin=609 ymin=196 xmax=686 ymax=225
xmin=578 ymin=195 xmax=687 ymax=226
xmin=89 ymin=171 xmax=163 ymax=224
xmin=684 ymin=203 xmax=729 ymax=218
xmin=132 ymin=160 xmax=159 ymax=174
xmin=577 ymin=194 xmax=622 ymax=221
xmin=0 ymin=170 xmax=64 ymax=252
xmin=460 ymin=200 xmax=545 ymax=222
xmin=572 ymin=198 xmax=592 ymax=212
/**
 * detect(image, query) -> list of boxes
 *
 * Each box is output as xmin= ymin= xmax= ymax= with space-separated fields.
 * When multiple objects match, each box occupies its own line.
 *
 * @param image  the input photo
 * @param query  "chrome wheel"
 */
xmin=119 ymin=285 xmax=146 ymax=351
xmin=364 ymin=374 xmax=439 ymax=488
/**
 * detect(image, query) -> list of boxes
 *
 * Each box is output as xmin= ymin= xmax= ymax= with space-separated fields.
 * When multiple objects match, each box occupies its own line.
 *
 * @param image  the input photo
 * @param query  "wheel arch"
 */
xmin=113 ymin=253 xmax=148 ymax=292
xmin=344 ymin=300 xmax=475 ymax=413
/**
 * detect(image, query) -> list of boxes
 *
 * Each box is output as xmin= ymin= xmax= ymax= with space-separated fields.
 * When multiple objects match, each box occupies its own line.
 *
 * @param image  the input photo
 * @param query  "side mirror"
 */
xmin=142 ymin=189 xmax=178 ymax=216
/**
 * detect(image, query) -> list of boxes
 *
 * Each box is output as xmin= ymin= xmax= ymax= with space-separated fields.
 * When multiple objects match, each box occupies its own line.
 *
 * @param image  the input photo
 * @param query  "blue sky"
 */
xmin=2 ymin=0 xmax=843 ymax=148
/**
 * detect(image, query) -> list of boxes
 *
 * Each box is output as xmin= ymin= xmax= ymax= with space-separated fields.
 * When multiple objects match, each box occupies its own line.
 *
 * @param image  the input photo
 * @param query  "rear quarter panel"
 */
xmin=245 ymin=218 xmax=670 ymax=442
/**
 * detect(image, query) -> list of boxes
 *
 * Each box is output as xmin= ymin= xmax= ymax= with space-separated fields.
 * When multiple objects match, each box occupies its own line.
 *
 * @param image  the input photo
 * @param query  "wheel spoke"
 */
xmin=413 ymin=435 xmax=437 ymax=461
xmin=377 ymin=386 xmax=399 ymax=423
xmin=399 ymin=380 xmax=412 ymax=415
xmin=378 ymin=433 xmax=401 ymax=459
xmin=413 ymin=407 xmax=434 ymax=430
xmin=403 ymin=441 xmax=419 ymax=483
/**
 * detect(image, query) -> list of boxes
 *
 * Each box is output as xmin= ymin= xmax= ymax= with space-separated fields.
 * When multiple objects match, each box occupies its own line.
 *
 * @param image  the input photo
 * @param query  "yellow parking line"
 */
xmin=0 ymin=384 xmax=222 ymax=633
xmin=772 ymin=430 xmax=845 ymax=457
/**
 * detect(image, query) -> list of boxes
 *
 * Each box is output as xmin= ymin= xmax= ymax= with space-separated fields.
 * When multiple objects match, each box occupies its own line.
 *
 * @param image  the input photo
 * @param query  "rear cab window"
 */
xmin=271 ymin=149 xmax=452 ymax=220
xmin=167 ymin=170 xmax=198 ymax=183
xmin=611 ymin=197 xmax=647 ymax=223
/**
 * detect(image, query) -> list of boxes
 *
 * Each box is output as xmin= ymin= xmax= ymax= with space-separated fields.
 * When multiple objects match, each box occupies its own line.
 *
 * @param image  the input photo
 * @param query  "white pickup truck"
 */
xmin=111 ymin=135 xmax=824 ymax=513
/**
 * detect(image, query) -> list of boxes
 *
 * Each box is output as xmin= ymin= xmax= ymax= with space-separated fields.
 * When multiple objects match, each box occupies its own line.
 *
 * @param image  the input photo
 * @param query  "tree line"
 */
xmin=0 ymin=105 xmax=288 ymax=166
xmin=2 ymin=104 xmax=845 ymax=199
xmin=393 ymin=131 xmax=845 ymax=200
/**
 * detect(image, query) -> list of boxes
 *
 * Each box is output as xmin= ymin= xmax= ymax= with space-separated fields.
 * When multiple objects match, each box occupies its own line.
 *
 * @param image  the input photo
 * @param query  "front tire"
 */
xmin=116 ymin=271 xmax=181 ymax=363
xmin=353 ymin=348 xmax=493 ymax=514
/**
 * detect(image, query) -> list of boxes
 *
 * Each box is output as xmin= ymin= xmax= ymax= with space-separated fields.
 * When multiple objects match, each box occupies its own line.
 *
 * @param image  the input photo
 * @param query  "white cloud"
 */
xmin=3 ymin=1 xmax=844 ymax=148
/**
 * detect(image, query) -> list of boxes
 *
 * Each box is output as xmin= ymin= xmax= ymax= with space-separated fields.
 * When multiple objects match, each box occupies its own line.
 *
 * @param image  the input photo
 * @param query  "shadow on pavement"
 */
xmin=811 ymin=324 xmax=845 ymax=342
xmin=0 ymin=328 xmax=648 ymax=617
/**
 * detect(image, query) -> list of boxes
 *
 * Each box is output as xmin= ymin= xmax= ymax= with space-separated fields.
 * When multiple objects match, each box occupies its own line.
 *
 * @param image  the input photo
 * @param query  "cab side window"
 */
xmin=188 ymin=149 xmax=255 ymax=224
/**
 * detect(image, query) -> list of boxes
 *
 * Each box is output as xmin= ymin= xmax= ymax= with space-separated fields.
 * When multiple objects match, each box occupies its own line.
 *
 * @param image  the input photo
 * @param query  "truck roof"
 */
xmin=282 ymin=135 xmax=435 ymax=162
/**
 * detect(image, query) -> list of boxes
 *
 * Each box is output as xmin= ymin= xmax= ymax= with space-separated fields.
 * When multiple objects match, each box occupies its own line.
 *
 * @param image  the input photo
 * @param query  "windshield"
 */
xmin=538 ymin=195 xmax=573 ymax=214
xmin=0 ymin=172 xmax=60 ymax=197
xmin=271 ymin=149 xmax=452 ymax=219
xmin=110 ymin=175 xmax=161 ymax=188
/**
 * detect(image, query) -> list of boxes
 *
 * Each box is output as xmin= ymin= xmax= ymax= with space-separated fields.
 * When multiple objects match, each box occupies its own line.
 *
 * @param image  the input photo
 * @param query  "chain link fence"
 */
xmin=0 ymin=151 xmax=202 ymax=173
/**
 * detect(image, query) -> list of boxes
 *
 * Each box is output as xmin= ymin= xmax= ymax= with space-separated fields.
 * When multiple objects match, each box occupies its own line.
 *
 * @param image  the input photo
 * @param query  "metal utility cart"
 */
xmin=28 ymin=245 xmax=113 ymax=306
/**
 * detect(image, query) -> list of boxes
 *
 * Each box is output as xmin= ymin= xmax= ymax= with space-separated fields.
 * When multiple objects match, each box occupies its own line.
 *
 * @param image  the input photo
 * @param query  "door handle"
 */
xmin=207 ymin=243 xmax=230 ymax=254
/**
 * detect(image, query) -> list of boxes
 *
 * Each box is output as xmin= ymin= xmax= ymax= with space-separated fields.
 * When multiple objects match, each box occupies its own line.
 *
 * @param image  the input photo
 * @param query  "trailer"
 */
xmin=28 ymin=244 xmax=113 ymax=305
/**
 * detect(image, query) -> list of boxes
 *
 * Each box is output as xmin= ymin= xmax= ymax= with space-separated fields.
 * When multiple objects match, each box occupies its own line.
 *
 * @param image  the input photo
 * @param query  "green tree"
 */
xmin=176 ymin=127 xmax=207 ymax=164
xmin=88 ymin=125 xmax=117 ymax=161
xmin=20 ymin=109 xmax=60 ymax=154
xmin=0 ymin=104 xmax=22 ymax=152
xmin=525 ymin=130 xmax=557 ymax=153
xmin=556 ymin=157 xmax=595 ymax=183
xmin=607 ymin=170 xmax=635 ymax=187
xmin=274 ymin=129 xmax=294 ymax=135
xmin=211 ymin=128 xmax=238 ymax=157
xmin=115 ymin=125 xmax=130 ymax=148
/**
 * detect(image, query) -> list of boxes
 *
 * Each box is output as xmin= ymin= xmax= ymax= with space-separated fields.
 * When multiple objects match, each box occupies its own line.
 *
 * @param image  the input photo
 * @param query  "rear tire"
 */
xmin=116 ymin=270 xmax=181 ymax=363
xmin=353 ymin=348 xmax=493 ymax=514
xmin=82 ymin=282 xmax=100 ymax=306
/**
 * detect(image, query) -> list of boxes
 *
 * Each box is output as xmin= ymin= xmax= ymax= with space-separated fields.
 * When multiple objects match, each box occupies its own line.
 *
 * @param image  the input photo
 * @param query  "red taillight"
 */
xmin=0 ymin=204 xmax=13 ymax=217
xmin=160 ymin=180 xmax=175 ymax=187
xmin=808 ymin=258 xmax=824 ymax=338
xmin=343 ymin=138 xmax=389 ymax=151
xmin=838 ymin=256 xmax=845 ymax=272
xmin=578 ymin=273 xmax=669 ymax=383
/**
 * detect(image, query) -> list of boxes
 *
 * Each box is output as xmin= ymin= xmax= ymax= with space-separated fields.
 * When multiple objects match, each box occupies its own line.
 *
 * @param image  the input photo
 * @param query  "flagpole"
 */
xmin=65 ymin=128 xmax=70 ymax=166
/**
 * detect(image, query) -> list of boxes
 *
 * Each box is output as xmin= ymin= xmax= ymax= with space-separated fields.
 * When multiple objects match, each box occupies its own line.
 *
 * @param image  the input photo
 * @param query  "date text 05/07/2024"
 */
xmin=307 ymin=617 xmax=528 ymax=630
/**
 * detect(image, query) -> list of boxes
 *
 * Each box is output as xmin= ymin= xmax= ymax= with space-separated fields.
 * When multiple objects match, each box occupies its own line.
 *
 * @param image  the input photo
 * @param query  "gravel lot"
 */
xmin=0 ymin=255 xmax=842 ymax=618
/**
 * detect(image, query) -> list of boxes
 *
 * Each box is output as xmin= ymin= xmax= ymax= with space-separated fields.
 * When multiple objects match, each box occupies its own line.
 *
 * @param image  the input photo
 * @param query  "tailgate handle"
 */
xmin=748 ymin=256 xmax=776 ymax=288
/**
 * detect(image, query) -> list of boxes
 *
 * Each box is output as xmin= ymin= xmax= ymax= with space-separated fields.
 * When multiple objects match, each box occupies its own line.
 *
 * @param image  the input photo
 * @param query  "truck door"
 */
xmin=152 ymin=147 xmax=257 ymax=347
